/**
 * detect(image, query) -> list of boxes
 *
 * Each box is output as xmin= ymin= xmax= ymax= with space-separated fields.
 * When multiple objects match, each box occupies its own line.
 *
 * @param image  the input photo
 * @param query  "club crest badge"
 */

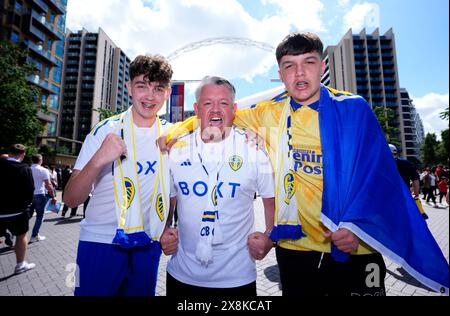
xmin=283 ymin=171 xmax=295 ymax=205
xmin=156 ymin=194 xmax=164 ymax=222
xmin=229 ymin=155 xmax=243 ymax=172
xmin=124 ymin=178 xmax=135 ymax=209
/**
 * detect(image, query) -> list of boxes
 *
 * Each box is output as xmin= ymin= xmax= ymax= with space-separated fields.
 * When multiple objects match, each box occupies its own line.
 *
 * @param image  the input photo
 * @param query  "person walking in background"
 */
xmin=438 ymin=177 xmax=448 ymax=207
xmin=0 ymin=144 xmax=36 ymax=274
xmin=61 ymin=165 xmax=79 ymax=217
xmin=423 ymin=168 xmax=438 ymax=207
xmin=388 ymin=144 xmax=427 ymax=219
xmin=49 ymin=166 xmax=58 ymax=194
xmin=29 ymin=154 xmax=56 ymax=242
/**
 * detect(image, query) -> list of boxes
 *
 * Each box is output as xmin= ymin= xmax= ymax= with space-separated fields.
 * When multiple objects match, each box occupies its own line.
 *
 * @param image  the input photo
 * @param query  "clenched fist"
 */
xmin=94 ymin=133 xmax=127 ymax=167
xmin=324 ymin=228 xmax=359 ymax=253
xmin=161 ymin=227 xmax=179 ymax=255
xmin=247 ymin=232 xmax=273 ymax=261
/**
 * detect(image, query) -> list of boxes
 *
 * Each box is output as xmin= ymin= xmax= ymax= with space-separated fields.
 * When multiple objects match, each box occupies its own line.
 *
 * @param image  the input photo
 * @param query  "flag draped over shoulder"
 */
xmin=165 ymin=85 xmax=449 ymax=294
xmin=241 ymin=85 xmax=449 ymax=294
xmin=317 ymin=85 xmax=448 ymax=294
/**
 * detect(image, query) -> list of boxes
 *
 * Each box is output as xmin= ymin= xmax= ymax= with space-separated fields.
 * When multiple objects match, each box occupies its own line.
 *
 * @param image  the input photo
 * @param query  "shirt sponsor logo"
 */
xmin=178 ymin=181 xmax=241 ymax=199
xmin=293 ymin=149 xmax=323 ymax=175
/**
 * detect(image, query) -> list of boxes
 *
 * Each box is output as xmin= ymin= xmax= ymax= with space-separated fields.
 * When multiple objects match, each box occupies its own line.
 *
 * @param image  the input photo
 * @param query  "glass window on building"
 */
xmin=41 ymin=94 xmax=47 ymax=106
xmin=47 ymin=113 xmax=58 ymax=137
xmin=50 ymin=14 xmax=56 ymax=24
xmin=58 ymin=13 xmax=66 ymax=30
xmin=55 ymin=41 xmax=64 ymax=58
xmin=14 ymin=1 xmax=22 ymax=12
xmin=52 ymin=67 xmax=62 ymax=84
xmin=44 ymin=67 xmax=50 ymax=79
xmin=49 ymin=93 xmax=59 ymax=110
xmin=10 ymin=31 xmax=20 ymax=44
xmin=47 ymin=40 xmax=53 ymax=52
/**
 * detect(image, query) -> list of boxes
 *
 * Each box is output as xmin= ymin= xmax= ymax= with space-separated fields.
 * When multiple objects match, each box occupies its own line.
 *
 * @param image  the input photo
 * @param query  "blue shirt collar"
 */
xmin=290 ymin=98 xmax=320 ymax=112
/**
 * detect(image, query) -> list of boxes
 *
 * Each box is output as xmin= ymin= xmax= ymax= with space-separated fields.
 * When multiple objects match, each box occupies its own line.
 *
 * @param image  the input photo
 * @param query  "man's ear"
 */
xmin=194 ymin=103 xmax=199 ymax=116
xmin=126 ymin=81 xmax=132 ymax=97
xmin=165 ymin=86 xmax=172 ymax=100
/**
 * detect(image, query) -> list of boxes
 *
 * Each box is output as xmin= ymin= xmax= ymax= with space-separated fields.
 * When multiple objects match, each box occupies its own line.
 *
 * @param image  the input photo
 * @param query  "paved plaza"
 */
xmin=0 ymin=191 xmax=448 ymax=296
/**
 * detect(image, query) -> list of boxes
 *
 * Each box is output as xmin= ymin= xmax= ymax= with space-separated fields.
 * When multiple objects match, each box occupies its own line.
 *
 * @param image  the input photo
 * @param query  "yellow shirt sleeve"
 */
xmin=166 ymin=116 xmax=198 ymax=143
xmin=165 ymin=106 xmax=264 ymax=143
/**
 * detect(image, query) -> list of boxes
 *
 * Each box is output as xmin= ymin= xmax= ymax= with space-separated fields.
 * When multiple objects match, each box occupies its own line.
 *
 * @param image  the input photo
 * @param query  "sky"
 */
xmin=66 ymin=0 xmax=449 ymax=136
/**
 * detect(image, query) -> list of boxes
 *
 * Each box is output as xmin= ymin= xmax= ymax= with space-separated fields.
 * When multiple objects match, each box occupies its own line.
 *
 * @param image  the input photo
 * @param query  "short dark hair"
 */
xmin=195 ymin=76 xmax=236 ymax=102
xmin=32 ymin=154 xmax=43 ymax=164
xmin=9 ymin=144 xmax=26 ymax=155
xmin=129 ymin=54 xmax=173 ymax=87
xmin=276 ymin=32 xmax=324 ymax=64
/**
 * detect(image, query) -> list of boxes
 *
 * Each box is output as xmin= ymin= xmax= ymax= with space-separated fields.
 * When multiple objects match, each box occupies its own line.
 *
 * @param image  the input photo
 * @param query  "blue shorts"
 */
xmin=74 ymin=240 xmax=162 ymax=296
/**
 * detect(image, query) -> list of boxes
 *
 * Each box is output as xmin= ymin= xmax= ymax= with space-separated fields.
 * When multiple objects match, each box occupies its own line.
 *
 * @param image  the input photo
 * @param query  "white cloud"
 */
xmin=343 ymin=2 xmax=380 ymax=32
xmin=66 ymin=0 xmax=328 ymax=83
xmin=338 ymin=0 xmax=351 ymax=8
xmin=412 ymin=92 xmax=449 ymax=137
xmin=262 ymin=0 xmax=326 ymax=33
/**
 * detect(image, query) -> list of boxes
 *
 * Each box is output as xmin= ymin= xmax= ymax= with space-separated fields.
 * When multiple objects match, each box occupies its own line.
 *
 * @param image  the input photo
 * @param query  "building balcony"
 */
xmin=26 ymin=40 xmax=59 ymax=65
xmin=31 ymin=0 xmax=49 ymax=13
xmin=29 ymin=24 xmax=45 ymax=42
xmin=27 ymin=75 xmax=59 ymax=94
xmin=30 ymin=10 xmax=64 ymax=40
xmin=45 ymin=0 xmax=66 ymax=14
xmin=37 ymin=110 xmax=54 ymax=123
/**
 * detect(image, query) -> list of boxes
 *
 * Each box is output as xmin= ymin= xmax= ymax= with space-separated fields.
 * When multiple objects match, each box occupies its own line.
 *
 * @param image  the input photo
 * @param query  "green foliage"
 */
xmin=94 ymin=107 xmax=121 ymax=122
xmin=436 ymin=129 xmax=449 ymax=165
xmin=0 ymin=41 xmax=43 ymax=153
xmin=372 ymin=106 xmax=401 ymax=148
xmin=440 ymin=107 xmax=449 ymax=121
xmin=421 ymin=133 xmax=439 ymax=166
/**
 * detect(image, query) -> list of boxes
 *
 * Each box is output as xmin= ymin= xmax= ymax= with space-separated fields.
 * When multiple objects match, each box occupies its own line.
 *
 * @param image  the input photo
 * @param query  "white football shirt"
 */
xmin=167 ymin=127 xmax=275 ymax=288
xmin=74 ymin=117 xmax=170 ymax=244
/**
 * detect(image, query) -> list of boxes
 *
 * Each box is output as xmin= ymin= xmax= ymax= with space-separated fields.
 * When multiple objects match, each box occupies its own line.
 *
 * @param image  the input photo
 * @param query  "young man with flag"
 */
xmin=64 ymin=55 xmax=173 ymax=296
xmin=164 ymin=32 xmax=449 ymax=295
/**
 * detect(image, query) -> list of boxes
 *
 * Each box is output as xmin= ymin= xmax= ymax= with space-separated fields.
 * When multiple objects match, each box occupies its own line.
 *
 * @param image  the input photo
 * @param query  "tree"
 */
xmin=436 ymin=129 xmax=449 ymax=165
xmin=421 ymin=133 xmax=439 ymax=166
xmin=93 ymin=107 xmax=121 ymax=122
xmin=0 ymin=41 xmax=43 ymax=153
xmin=372 ymin=107 xmax=401 ymax=148
xmin=440 ymin=107 xmax=449 ymax=121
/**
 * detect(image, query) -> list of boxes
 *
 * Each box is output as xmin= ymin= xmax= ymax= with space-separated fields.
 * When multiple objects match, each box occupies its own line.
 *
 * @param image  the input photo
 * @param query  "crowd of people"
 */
xmin=0 ymin=31 xmax=449 ymax=296
xmin=0 ymin=149 xmax=87 ymax=274
xmin=419 ymin=165 xmax=449 ymax=207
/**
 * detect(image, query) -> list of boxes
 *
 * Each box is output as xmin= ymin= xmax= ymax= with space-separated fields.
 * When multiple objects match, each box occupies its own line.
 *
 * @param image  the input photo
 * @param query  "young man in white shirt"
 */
xmin=64 ymin=55 xmax=173 ymax=296
xmin=160 ymin=76 xmax=275 ymax=296
xmin=30 ymin=154 xmax=56 ymax=242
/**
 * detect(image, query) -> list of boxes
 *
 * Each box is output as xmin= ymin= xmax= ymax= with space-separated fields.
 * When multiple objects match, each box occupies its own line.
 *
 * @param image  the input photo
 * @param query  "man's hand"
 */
xmin=324 ymin=228 xmax=359 ymax=253
xmin=247 ymin=232 xmax=273 ymax=260
xmin=94 ymin=133 xmax=127 ymax=166
xmin=245 ymin=129 xmax=266 ymax=151
xmin=156 ymin=134 xmax=177 ymax=154
xmin=161 ymin=227 xmax=179 ymax=255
